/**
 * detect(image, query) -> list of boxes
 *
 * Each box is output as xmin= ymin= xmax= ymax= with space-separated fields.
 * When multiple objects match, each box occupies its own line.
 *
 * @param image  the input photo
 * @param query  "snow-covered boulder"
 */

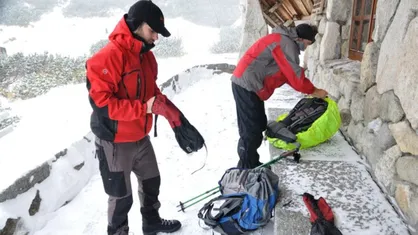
xmin=0 ymin=132 xmax=96 ymax=234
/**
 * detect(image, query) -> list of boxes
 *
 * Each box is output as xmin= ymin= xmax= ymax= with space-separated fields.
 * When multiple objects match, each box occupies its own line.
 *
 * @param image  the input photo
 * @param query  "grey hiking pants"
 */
xmin=95 ymin=135 xmax=161 ymax=235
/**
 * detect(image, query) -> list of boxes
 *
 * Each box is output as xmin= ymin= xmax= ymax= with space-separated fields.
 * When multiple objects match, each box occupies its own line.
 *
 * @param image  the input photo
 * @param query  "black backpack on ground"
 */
xmin=265 ymin=97 xmax=328 ymax=144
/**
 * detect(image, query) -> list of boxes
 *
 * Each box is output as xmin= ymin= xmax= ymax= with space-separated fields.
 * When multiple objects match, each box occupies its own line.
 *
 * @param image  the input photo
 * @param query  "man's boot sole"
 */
xmin=142 ymin=223 xmax=182 ymax=235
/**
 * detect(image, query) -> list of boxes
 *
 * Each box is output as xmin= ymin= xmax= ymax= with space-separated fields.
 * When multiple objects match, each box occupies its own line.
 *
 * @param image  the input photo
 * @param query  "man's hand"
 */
xmin=146 ymin=96 xmax=156 ymax=113
xmin=311 ymin=88 xmax=328 ymax=99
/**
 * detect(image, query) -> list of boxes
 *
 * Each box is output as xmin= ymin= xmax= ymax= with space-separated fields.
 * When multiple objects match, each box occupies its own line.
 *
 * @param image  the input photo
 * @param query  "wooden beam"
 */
xmin=283 ymin=0 xmax=298 ymax=16
xmin=280 ymin=2 xmax=294 ymax=18
xmin=273 ymin=11 xmax=286 ymax=23
xmin=278 ymin=5 xmax=292 ymax=20
xmin=269 ymin=2 xmax=281 ymax=13
xmin=262 ymin=11 xmax=279 ymax=27
xmin=294 ymin=0 xmax=310 ymax=16
xmin=302 ymin=0 xmax=313 ymax=13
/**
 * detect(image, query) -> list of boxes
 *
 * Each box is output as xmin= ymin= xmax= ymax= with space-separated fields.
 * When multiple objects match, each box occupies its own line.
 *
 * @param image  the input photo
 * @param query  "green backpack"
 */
xmin=265 ymin=97 xmax=341 ymax=150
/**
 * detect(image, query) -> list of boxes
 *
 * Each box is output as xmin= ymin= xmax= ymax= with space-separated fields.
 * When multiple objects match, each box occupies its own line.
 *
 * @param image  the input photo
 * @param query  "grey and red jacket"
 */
xmin=231 ymin=26 xmax=315 ymax=100
xmin=86 ymin=16 xmax=162 ymax=143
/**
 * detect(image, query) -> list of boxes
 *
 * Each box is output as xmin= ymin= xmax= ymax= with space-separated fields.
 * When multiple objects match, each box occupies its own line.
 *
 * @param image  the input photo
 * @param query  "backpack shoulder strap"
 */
xmin=197 ymin=194 xmax=245 ymax=228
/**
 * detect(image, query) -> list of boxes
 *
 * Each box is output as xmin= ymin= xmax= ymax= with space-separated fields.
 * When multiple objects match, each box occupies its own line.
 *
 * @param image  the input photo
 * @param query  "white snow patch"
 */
xmin=29 ymin=175 xmax=34 ymax=183
xmin=367 ymin=118 xmax=383 ymax=134
xmin=0 ymin=85 xmax=92 ymax=192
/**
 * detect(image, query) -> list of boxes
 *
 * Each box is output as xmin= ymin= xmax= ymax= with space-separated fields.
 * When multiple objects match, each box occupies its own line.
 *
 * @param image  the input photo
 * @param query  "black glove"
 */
xmin=152 ymin=95 xmax=204 ymax=154
xmin=173 ymin=114 xmax=205 ymax=154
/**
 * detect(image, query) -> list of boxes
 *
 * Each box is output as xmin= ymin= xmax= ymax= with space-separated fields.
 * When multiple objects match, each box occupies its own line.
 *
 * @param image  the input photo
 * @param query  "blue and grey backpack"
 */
xmin=197 ymin=167 xmax=279 ymax=235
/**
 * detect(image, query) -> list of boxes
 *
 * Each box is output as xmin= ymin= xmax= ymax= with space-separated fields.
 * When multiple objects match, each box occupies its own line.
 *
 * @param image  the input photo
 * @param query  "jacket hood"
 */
xmin=108 ymin=15 xmax=143 ymax=53
xmin=271 ymin=25 xmax=299 ymax=41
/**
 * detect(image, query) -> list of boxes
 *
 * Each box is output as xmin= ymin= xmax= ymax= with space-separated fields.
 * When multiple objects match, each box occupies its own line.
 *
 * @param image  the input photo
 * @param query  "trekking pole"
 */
xmin=178 ymin=190 xmax=220 ymax=212
xmin=177 ymin=146 xmax=301 ymax=212
xmin=176 ymin=186 xmax=219 ymax=211
xmin=177 ymin=153 xmax=290 ymax=212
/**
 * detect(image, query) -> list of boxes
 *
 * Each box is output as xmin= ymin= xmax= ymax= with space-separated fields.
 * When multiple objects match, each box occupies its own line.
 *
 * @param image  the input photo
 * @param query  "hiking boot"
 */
xmin=142 ymin=218 xmax=181 ymax=235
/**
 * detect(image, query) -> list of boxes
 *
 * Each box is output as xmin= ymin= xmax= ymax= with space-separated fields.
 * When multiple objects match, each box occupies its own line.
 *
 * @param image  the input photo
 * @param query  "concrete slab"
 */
xmin=267 ymin=107 xmax=410 ymax=235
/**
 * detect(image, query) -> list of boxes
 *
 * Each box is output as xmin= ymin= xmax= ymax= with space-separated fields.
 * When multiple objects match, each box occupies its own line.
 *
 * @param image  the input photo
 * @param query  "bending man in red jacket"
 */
xmin=86 ymin=1 xmax=182 ymax=234
xmin=231 ymin=24 xmax=328 ymax=169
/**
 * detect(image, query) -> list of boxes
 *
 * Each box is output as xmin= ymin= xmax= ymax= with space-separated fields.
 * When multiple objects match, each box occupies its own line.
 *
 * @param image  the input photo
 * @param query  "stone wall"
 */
xmin=305 ymin=0 xmax=418 ymax=231
xmin=304 ymin=0 xmax=353 ymax=76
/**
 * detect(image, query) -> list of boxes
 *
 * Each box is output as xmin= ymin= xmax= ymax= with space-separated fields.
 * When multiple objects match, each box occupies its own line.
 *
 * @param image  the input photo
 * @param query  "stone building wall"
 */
xmin=304 ymin=0 xmax=418 ymax=230
xmin=238 ymin=0 xmax=268 ymax=58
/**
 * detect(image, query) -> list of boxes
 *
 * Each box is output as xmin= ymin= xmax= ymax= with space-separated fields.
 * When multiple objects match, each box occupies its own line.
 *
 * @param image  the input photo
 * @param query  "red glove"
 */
xmin=152 ymin=95 xmax=181 ymax=128
xmin=302 ymin=193 xmax=342 ymax=235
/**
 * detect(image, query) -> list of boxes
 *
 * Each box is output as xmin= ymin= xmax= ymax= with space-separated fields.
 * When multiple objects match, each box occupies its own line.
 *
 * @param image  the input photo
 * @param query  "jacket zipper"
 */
xmin=140 ymin=54 xmax=148 ymax=134
xmin=153 ymin=89 xmax=158 ymax=137
xmin=122 ymin=81 xmax=130 ymax=99
xmin=112 ymin=143 xmax=117 ymax=168
xmin=136 ymin=73 xmax=141 ymax=99
xmin=121 ymin=69 xmax=140 ymax=99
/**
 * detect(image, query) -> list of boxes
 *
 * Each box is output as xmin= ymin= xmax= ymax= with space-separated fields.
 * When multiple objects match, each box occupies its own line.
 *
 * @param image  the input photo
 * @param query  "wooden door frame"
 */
xmin=348 ymin=0 xmax=378 ymax=61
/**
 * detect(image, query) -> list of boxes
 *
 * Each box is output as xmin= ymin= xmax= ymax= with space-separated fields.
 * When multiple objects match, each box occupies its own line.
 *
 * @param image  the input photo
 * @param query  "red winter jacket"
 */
xmin=231 ymin=25 xmax=315 ymax=101
xmin=86 ymin=16 xmax=162 ymax=143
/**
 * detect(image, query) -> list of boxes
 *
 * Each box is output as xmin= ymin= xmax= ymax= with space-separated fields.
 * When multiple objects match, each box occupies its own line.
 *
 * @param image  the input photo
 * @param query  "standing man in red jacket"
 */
xmin=86 ymin=1 xmax=183 ymax=234
xmin=231 ymin=24 xmax=328 ymax=169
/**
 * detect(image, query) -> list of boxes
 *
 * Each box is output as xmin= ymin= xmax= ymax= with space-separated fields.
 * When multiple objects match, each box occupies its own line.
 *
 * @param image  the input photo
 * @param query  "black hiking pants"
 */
xmin=232 ymin=82 xmax=267 ymax=169
xmin=95 ymin=135 xmax=161 ymax=235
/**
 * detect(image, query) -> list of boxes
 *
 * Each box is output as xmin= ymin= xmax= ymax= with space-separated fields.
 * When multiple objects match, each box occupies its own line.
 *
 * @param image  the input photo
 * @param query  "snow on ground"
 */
xmin=0 ymin=1 xmax=258 ymax=234
xmin=1 ymin=2 xmax=402 ymax=234
xmin=0 ymin=35 xmax=243 ymax=234
xmin=0 ymin=65 xmax=276 ymax=234
xmin=25 ymin=67 xmax=279 ymax=235
xmin=0 ymin=6 xmax=221 ymax=57
xmin=0 ymin=5 xmax=302 ymax=231
xmin=0 ymin=84 xmax=92 ymax=192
